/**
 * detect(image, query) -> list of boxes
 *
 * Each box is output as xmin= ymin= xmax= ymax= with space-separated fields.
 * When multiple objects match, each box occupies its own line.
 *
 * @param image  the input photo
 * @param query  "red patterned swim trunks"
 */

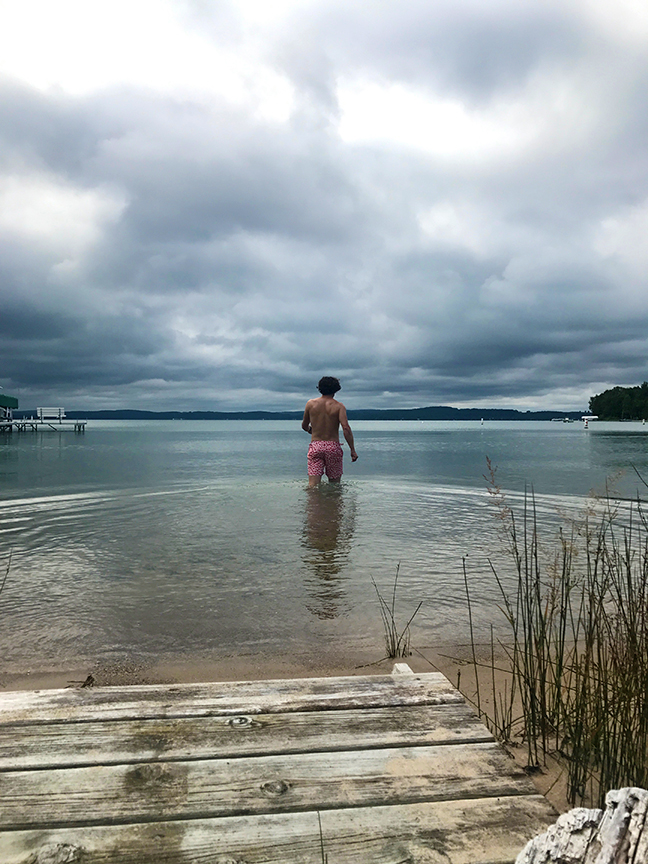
xmin=307 ymin=440 xmax=344 ymax=480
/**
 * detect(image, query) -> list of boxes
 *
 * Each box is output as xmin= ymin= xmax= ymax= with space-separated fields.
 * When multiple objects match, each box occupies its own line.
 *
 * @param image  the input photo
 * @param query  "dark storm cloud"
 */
xmin=0 ymin=79 xmax=124 ymax=181
xmin=0 ymin=304 xmax=73 ymax=340
xmin=90 ymin=106 xmax=361 ymax=244
xmin=1 ymin=0 xmax=648 ymax=410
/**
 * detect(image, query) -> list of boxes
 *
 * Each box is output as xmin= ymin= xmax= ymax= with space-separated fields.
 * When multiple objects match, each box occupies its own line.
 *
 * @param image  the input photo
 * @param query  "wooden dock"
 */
xmin=0 ymin=418 xmax=86 ymax=433
xmin=1 ymin=407 xmax=86 ymax=433
xmin=0 ymin=665 xmax=556 ymax=863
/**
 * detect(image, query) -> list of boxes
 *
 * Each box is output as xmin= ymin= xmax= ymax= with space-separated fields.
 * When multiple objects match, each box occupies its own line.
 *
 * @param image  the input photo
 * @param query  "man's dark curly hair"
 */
xmin=318 ymin=376 xmax=341 ymax=396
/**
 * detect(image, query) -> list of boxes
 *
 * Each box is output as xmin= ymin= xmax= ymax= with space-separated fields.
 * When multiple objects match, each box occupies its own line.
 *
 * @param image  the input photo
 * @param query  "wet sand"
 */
xmin=0 ymin=646 xmax=451 ymax=691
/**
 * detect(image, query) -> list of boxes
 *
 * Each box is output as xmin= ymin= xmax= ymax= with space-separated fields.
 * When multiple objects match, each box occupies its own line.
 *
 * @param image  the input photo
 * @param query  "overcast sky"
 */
xmin=1 ymin=0 xmax=647 ymax=411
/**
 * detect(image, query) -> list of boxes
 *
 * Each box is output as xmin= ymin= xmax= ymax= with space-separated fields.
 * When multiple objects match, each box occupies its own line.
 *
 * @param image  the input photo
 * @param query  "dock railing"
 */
xmin=37 ymin=408 xmax=66 ymax=422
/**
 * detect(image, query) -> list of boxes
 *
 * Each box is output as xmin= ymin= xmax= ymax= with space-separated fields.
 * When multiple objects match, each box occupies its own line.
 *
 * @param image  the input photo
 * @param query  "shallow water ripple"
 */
xmin=1 ymin=419 xmax=647 ymax=672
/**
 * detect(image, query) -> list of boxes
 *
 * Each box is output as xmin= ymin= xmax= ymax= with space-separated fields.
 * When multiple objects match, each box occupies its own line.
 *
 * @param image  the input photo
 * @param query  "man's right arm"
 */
xmin=301 ymin=403 xmax=312 ymax=434
xmin=339 ymin=406 xmax=358 ymax=461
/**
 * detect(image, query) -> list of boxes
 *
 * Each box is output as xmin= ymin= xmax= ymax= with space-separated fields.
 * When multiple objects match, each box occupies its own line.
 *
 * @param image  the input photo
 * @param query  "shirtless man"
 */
xmin=302 ymin=376 xmax=358 ymax=487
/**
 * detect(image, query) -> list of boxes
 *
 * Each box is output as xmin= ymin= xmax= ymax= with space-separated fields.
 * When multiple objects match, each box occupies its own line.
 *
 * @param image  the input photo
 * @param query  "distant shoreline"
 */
xmin=13 ymin=407 xmax=586 ymax=421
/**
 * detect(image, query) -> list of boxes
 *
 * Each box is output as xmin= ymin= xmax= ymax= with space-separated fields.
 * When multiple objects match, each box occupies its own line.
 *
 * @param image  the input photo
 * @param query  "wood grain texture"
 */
xmin=0 ymin=796 xmax=558 ymax=864
xmin=0 ymin=703 xmax=493 ymax=770
xmin=0 ymin=673 xmax=461 ymax=725
xmin=0 ymin=668 xmax=558 ymax=864
xmin=0 ymin=742 xmax=535 ymax=829
xmin=516 ymin=787 xmax=648 ymax=864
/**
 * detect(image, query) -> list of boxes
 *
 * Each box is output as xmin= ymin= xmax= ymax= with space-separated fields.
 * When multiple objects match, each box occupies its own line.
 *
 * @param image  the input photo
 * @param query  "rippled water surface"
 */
xmin=1 ymin=419 xmax=648 ymax=673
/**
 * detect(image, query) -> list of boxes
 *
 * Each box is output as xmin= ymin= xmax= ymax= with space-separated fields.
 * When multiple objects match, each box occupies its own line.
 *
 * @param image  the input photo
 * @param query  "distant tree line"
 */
xmin=14 ymin=406 xmax=583 ymax=421
xmin=589 ymin=383 xmax=648 ymax=420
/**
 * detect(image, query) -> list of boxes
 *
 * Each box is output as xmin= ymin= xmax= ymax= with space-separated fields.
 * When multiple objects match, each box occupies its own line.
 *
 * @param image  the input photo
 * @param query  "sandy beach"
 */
xmin=0 ymin=645 xmax=456 ymax=691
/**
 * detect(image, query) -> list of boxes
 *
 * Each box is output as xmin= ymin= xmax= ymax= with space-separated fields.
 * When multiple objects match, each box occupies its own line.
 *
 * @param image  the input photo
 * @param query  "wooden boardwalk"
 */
xmin=0 ymin=418 xmax=86 ymax=433
xmin=0 ymin=664 xmax=556 ymax=863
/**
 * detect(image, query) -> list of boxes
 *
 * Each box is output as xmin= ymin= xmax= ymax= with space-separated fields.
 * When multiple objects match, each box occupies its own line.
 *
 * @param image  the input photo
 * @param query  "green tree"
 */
xmin=590 ymin=383 xmax=648 ymax=420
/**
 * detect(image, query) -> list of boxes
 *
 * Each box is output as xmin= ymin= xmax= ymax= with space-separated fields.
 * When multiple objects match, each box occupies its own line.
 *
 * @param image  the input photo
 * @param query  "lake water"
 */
xmin=1 ymin=419 xmax=648 ymax=675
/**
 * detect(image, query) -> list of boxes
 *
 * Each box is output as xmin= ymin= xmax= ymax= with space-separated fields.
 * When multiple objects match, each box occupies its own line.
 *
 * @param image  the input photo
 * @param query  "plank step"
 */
xmin=0 ymin=796 xmax=558 ymax=864
xmin=0 ymin=703 xmax=493 ymax=771
xmin=0 ymin=742 xmax=535 ymax=830
xmin=0 ymin=673 xmax=461 ymax=726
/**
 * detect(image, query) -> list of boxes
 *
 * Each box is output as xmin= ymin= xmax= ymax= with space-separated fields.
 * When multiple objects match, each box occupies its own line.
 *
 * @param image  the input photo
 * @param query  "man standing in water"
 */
xmin=302 ymin=377 xmax=358 ymax=487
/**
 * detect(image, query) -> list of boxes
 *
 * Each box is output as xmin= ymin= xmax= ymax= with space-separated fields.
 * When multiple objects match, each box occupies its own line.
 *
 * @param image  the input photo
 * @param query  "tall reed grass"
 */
xmin=478 ymin=465 xmax=648 ymax=808
xmin=373 ymin=565 xmax=422 ymax=659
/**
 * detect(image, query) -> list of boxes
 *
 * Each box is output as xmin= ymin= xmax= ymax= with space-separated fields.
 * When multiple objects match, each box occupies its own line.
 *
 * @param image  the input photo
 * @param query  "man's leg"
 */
xmin=324 ymin=443 xmax=344 ymax=483
xmin=307 ymin=444 xmax=324 ymax=487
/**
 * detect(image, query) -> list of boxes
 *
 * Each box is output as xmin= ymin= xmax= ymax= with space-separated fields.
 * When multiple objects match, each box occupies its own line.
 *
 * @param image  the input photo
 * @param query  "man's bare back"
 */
xmin=302 ymin=377 xmax=358 ymax=486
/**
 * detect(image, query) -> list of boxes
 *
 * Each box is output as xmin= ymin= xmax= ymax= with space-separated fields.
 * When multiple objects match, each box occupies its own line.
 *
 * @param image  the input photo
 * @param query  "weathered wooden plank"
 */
xmin=0 ymin=703 xmax=493 ymax=770
xmin=0 ymin=673 xmax=460 ymax=725
xmin=0 ymin=795 xmax=558 ymax=864
xmin=0 ymin=742 xmax=535 ymax=829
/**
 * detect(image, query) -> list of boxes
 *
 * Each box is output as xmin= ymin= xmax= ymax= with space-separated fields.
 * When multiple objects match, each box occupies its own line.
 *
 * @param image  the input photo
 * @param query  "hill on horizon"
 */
xmin=13 ymin=405 xmax=586 ymax=421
